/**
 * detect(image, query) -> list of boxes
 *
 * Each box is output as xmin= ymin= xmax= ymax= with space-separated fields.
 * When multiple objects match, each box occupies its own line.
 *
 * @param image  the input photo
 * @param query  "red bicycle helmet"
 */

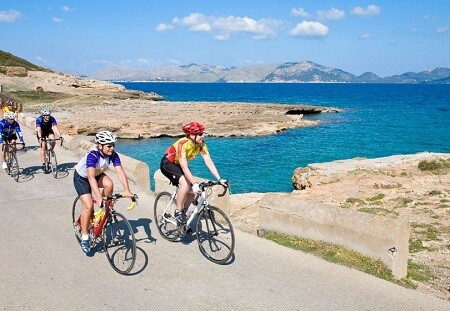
xmin=182 ymin=121 xmax=205 ymax=135
xmin=6 ymin=100 xmax=13 ymax=107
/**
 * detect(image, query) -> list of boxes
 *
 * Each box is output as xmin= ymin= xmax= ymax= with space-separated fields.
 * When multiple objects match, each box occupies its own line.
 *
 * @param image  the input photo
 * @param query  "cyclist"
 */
xmin=36 ymin=108 xmax=63 ymax=169
xmin=0 ymin=112 xmax=24 ymax=169
xmin=160 ymin=121 xmax=226 ymax=223
xmin=1 ymin=100 xmax=17 ymax=118
xmin=73 ymin=130 xmax=134 ymax=254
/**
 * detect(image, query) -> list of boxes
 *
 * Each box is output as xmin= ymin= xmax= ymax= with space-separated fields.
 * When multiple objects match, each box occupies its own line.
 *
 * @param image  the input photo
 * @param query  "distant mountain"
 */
xmin=91 ymin=61 xmax=450 ymax=84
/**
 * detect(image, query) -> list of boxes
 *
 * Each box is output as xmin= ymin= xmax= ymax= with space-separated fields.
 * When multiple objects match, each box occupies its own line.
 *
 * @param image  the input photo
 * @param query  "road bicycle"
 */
xmin=154 ymin=180 xmax=235 ymax=264
xmin=2 ymin=141 xmax=25 ymax=182
xmin=41 ymin=137 xmax=63 ymax=178
xmin=72 ymin=193 xmax=138 ymax=274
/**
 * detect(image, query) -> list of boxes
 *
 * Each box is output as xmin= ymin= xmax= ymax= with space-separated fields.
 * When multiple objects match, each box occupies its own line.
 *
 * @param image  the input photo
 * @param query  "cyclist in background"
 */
xmin=0 ymin=112 xmax=25 ymax=170
xmin=160 ymin=121 xmax=226 ymax=223
xmin=1 ymin=100 xmax=17 ymax=118
xmin=36 ymin=108 xmax=63 ymax=170
xmin=73 ymin=130 xmax=134 ymax=254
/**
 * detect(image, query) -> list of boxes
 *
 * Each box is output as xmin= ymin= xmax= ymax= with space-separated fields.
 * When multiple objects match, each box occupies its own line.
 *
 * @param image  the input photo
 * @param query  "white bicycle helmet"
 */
xmin=41 ymin=108 xmax=51 ymax=116
xmin=4 ymin=112 xmax=15 ymax=120
xmin=95 ymin=131 xmax=117 ymax=144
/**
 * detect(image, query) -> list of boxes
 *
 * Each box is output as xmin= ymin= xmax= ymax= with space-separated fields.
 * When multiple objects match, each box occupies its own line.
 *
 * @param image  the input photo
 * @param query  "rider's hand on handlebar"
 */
xmin=192 ymin=182 xmax=201 ymax=193
xmin=219 ymin=179 xmax=228 ymax=187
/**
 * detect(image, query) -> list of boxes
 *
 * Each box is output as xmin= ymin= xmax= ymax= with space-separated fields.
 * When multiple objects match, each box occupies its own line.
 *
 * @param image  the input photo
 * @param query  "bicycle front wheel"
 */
xmin=154 ymin=192 xmax=179 ymax=242
xmin=196 ymin=206 xmax=235 ymax=264
xmin=50 ymin=150 xmax=58 ymax=178
xmin=10 ymin=152 xmax=20 ymax=182
xmin=103 ymin=212 xmax=136 ymax=275
xmin=72 ymin=196 xmax=83 ymax=243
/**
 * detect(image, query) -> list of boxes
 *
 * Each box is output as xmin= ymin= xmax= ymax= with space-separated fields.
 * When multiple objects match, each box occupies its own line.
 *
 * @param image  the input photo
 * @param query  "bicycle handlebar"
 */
xmin=41 ymin=137 xmax=64 ymax=147
xmin=103 ymin=193 xmax=139 ymax=210
xmin=198 ymin=180 xmax=230 ymax=197
xmin=1 ymin=141 xmax=25 ymax=151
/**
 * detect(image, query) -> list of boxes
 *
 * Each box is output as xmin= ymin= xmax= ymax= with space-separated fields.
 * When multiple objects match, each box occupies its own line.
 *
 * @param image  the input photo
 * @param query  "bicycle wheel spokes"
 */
xmin=50 ymin=150 xmax=58 ymax=178
xmin=72 ymin=196 xmax=83 ymax=243
xmin=103 ymin=212 xmax=136 ymax=275
xmin=153 ymin=192 xmax=179 ymax=241
xmin=196 ymin=206 xmax=235 ymax=264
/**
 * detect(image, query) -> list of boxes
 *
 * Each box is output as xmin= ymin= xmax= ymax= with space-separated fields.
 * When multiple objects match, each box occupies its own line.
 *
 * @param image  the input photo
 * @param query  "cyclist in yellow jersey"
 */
xmin=160 ymin=121 xmax=226 ymax=223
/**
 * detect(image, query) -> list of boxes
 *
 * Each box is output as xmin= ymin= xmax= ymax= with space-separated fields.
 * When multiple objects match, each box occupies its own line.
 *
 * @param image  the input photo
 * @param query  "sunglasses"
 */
xmin=104 ymin=144 xmax=115 ymax=148
xmin=197 ymin=132 xmax=205 ymax=136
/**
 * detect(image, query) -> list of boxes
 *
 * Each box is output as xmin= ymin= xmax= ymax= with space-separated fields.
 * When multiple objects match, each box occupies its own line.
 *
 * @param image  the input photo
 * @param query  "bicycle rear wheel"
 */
xmin=196 ymin=206 xmax=235 ymax=264
xmin=103 ymin=211 xmax=136 ymax=275
xmin=153 ymin=192 xmax=179 ymax=241
xmin=50 ymin=150 xmax=58 ymax=178
xmin=10 ymin=152 xmax=19 ymax=182
xmin=72 ymin=196 xmax=82 ymax=243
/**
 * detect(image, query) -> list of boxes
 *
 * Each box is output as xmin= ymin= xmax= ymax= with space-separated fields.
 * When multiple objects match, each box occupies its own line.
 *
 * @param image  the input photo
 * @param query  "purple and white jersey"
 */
xmin=75 ymin=149 xmax=121 ymax=178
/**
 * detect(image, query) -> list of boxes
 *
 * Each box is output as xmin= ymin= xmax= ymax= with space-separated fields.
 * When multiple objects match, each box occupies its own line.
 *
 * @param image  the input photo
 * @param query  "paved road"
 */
xmin=1 ymin=126 xmax=448 ymax=311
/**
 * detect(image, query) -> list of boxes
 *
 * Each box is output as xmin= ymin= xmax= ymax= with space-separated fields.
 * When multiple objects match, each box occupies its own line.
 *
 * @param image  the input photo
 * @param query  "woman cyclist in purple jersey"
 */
xmin=73 ymin=130 xmax=133 ymax=254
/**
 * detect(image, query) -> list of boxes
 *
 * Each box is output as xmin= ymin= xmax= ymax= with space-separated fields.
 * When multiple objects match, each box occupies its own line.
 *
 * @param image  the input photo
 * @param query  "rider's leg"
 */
xmin=177 ymin=175 xmax=193 ymax=214
xmin=79 ymin=193 xmax=94 ymax=236
xmin=39 ymin=139 xmax=46 ymax=164
xmin=48 ymin=133 xmax=56 ymax=150
xmin=98 ymin=174 xmax=114 ymax=198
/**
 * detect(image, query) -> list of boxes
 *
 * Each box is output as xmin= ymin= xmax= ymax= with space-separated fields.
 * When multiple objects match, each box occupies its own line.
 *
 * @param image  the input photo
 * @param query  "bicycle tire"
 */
xmin=153 ymin=192 xmax=179 ymax=241
xmin=50 ymin=150 xmax=58 ymax=178
xmin=103 ymin=211 xmax=136 ymax=275
xmin=196 ymin=206 xmax=235 ymax=264
xmin=72 ymin=196 xmax=83 ymax=243
xmin=10 ymin=152 xmax=20 ymax=182
xmin=5 ymin=152 xmax=11 ymax=175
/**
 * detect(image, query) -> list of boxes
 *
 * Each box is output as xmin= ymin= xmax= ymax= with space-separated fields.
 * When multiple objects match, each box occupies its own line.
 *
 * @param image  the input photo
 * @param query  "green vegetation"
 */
xmin=357 ymin=207 xmax=398 ymax=216
xmin=411 ymin=223 xmax=440 ymax=242
xmin=10 ymin=91 xmax=72 ymax=105
xmin=0 ymin=50 xmax=50 ymax=72
xmin=367 ymin=193 xmax=385 ymax=201
xmin=407 ymin=260 xmax=436 ymax=283
xmin=263 ymin=231 xmax=417 ymax=289
xmin=428 ymin=190 xmax=442 ymax=196
xmin=418 ymin=158 xmax=450 ymax=174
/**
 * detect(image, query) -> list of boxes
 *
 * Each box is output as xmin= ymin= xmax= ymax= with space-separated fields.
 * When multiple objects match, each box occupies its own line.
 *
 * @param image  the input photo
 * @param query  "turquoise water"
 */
xmin=115 ymin=83 xmax=450 ymax=194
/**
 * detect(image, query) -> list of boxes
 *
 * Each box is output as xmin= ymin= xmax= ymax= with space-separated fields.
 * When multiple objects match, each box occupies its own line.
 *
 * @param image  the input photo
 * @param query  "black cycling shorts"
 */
xmin=73 ymin=170 xmax=106 ymax=196
xmin=160 ymin=156 xmax=184 ymax=186
xmin=1 ymin=134 xmax=17 ymax=142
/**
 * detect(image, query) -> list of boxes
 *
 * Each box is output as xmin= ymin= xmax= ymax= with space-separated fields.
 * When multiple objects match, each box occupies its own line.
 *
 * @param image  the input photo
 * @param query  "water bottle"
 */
xmin=93 ymin=208 xmax=105 ymax=227
xmin=186 ymin=201 xmax=199 ymax=232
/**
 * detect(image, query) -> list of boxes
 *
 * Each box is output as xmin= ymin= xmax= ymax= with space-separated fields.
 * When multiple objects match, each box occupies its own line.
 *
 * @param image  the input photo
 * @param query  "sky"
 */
xmin=1 ymin=0 xmax=449 ymax=77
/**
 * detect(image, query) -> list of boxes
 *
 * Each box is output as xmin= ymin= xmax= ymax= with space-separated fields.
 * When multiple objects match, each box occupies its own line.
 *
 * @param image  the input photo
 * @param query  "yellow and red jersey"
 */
xmin=165 ymin=137 xmax=209 ymax=164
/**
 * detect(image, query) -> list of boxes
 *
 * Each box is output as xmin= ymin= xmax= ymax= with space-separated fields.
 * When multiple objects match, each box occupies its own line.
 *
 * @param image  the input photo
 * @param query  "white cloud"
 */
xmin=291 ymin=8 xmax=309 ymax=18
xmin=289 ymin=21 xmax=329 ymax=38
xmin=317 ymin=8 xmax=345 ymax=20
xmin=170 ymin=13 xmax=282 ymax=39
xmin=436 ymin=26 xmax=448 ymax=34
xmin=214 ymin=33 xmax=231 ymax=41
xmin=61 ymin=6 xmax=73 ymax=12
xmin=360 ymin=33 xmax=371 ymax=39
xmin=52 ymin=17 xmax=62 ymax=23
xmin=0 ymin=9 xmax=22 ymax=22
xmin=36 ymin=56 xmax=47 ymax=63
xmin=351 ymin=5 xmax=381 ymax=17
xmin=156 ymin=23 xmax=174 ymax=31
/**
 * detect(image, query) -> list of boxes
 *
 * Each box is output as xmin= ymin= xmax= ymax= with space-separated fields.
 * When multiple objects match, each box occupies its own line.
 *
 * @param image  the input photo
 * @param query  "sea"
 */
xmin=114 ymin=82 xmax=450 ymax=194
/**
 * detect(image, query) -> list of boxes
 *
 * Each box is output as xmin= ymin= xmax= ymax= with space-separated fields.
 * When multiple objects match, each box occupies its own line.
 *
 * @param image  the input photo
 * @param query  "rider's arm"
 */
xmin=15 ymin=123 xmax=24 ymax=142
xmin=202 ymin=153 xmax=221 ymax=180
xmin=114 ymin=164 xmax=133 ymax=197
xmin=51 ymin=117 xmax=62 ymax=138
xmin=35 ymin=118 xmax=42 ymax=139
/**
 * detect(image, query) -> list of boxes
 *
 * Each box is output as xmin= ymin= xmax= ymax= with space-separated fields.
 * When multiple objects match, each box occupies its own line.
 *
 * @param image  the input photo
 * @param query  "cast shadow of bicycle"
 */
xmin=127 ymin=217 xmax=157 ymax=275
xmin=19 ymin=161 xmax=77 ymax=181
xmin=177 ymin=228 xmax=236 ymax=265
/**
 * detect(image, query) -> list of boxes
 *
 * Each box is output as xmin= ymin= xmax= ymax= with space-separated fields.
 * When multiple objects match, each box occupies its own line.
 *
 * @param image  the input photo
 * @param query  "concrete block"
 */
xmin=259 ymin=193 xmax=409 ymax=279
